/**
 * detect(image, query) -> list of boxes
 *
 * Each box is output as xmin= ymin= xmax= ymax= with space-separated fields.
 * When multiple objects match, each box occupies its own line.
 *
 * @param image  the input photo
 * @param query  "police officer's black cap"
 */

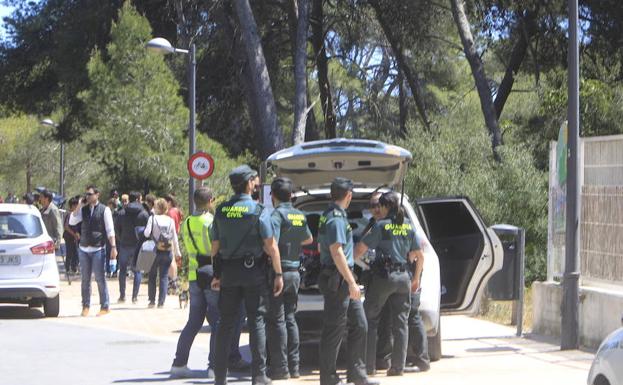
xmin=271 ymin=177 xmax=293 ymax=194
xmin=229 ymin=165 xmax=258 ymax=186
xmin=331 ymin=177 xmax=354 ymax=193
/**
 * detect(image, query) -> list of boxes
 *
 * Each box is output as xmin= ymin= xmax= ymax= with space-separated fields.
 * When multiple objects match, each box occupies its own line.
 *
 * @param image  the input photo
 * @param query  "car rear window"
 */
xmin=0 ymin=212 xmax=43 ymax=239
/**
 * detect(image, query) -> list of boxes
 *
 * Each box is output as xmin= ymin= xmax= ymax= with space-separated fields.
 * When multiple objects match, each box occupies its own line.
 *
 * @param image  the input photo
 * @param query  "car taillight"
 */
xmin=31 ymin=241 xmax=55 ymax=255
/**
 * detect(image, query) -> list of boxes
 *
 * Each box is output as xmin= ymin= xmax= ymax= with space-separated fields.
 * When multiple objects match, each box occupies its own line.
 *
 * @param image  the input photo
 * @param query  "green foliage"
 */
xmin=0 ymin=115 xmax=106 ymax=198
xmin=398 ymin=94 xmax=548 ymax=284
xmin=79 ymin=1 xmax=188 ymax=195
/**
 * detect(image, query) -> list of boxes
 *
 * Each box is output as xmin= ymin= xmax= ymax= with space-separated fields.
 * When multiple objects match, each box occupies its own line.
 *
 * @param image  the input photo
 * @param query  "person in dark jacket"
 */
xmin=63 ymin=196 xmax=82 ymax=274
xmin=115 ymin=191 xmax=149 ymax=303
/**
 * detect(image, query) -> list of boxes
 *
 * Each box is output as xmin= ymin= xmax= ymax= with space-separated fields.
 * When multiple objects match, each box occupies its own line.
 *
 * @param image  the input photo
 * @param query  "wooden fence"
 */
xmin=581 ymin=185 xmax=623 ymax=286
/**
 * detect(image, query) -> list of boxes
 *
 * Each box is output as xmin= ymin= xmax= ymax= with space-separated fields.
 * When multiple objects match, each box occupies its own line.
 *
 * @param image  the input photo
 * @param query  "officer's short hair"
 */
xmin=271 ymin=177 xmax=293 ymax=203
xmin=330 ymin=177 xmax=354 ymax=201
xmin=128 ymin=191 xmax=141 ymax=202
xmin=194 ymin=187 xmax=214 ymax=208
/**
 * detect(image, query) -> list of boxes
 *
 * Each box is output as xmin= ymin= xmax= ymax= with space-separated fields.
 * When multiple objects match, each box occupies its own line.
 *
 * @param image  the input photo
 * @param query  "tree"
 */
xmin=311 ymin=0 xmax=337 ymax=139
xmin=369 ymin=0 xmax=431 ymax=131
xmin=79 ymin=1 xmax=188 ymax=193
xmin=450 ymin=0 xmax=502 ymax=160
xmin=292 ymin=0 xmax=311 ymax=145
xmin=233 ymin=0 xmax=284 ymax=159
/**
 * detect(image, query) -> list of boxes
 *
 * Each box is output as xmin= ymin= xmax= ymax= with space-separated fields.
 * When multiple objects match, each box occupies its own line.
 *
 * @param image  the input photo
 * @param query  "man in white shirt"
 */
xmin=69 ymin=185 xmax=117 ymax=316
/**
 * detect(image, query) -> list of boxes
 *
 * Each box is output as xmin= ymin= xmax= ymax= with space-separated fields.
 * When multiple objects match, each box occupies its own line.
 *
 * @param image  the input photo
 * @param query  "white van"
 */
xmin=266 ymin=138 xmax=503 ymax=360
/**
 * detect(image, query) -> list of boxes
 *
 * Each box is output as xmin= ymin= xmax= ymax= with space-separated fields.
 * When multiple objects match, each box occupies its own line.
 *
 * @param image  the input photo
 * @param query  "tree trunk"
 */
xmin=311 ymin=0 xmax=337 ymax=139
xmin=494 ymin=10 xmax=536 ymax=119
xmin=233 ymin=0 xmax=284 ymax=159
xmin=450 ymin=0 xmax=502 ymax=161
xmin=398 ymin=72 xmax=408 ymax=138
xmin=292 ymin=0 xmax=310 ymax=145
xmin=26 ymin=159 xmax=32 ymax=194
xmin=370 ymin=0 xmax=430 ymax=131
xmin=305 ymin=87 xmax=320 ymax=141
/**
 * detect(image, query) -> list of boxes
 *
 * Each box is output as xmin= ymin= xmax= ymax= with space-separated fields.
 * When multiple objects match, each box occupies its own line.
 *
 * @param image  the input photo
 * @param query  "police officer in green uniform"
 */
xmin=266 ymin=177 xmax=313 ymax=380
xmin=317 ymin=177 xmax=379 ymax=385
xmin=266 ymin=178 xmax=314 ymax=380
xmin=354 ymin=191 xmax=422 ymax=377
xmin=210 ymin=165 xmax=284 ymax=385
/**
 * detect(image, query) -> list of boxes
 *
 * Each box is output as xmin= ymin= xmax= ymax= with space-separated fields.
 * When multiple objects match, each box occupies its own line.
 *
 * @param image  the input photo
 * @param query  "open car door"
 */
xmin=416 ymin=197 xmax=503 ymax=313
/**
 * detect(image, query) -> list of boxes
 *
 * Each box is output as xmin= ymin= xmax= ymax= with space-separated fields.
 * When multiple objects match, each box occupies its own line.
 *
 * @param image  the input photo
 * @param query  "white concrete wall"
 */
xmin=532 ymin=281 xmax=623 ymax=349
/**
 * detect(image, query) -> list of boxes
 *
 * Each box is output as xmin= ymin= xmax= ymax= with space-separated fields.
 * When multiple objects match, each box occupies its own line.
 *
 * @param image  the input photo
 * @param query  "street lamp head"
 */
xmin=41 ymin=118 xmax=57 ymax=127
xmin=146 ymin=37 xmax=176 ymax=54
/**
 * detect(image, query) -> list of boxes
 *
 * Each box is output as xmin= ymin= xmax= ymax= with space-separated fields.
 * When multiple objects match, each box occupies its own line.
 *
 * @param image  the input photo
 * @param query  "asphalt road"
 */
xmin=0 ymin=278 xmax=596 ymax=385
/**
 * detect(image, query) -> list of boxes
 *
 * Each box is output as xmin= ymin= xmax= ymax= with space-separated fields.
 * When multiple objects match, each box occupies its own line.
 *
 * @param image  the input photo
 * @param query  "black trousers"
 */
xmin=376 ymin=288 xmax=430 ymax=367
xmin=318 ymin=269 xmax=368 ymax=385
xmin=214 ymin=260 xmax=269 ymax=384
xmin=364 ymin=271 xmax=411 ymax=372
xmin=266 ymin=270 xmax=300 ymax=375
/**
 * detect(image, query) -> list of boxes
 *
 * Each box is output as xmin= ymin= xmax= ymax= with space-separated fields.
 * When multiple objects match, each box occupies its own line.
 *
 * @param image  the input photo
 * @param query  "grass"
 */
xmin=477 ymin=287 xmax=534 ymax=332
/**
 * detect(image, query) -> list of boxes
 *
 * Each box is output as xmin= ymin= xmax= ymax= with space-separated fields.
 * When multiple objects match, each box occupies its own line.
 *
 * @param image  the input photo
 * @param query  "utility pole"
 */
xmin=561 ymin=0 xmax=580 ymax=350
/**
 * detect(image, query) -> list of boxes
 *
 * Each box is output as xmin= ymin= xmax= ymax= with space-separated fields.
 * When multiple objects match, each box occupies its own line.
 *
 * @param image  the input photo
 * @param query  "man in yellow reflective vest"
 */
xmin=170 ymin=187 xmax=249 ymax=378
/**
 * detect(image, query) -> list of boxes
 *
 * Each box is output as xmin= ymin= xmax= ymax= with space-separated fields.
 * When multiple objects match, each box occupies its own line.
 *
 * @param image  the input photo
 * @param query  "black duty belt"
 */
xmin=224 ymin=255 xmax=265 ymax=269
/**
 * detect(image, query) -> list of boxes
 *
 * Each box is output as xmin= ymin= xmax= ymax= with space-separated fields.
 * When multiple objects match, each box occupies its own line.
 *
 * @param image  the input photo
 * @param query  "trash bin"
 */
xmin=488 ymin=224 xmax=524 ymax=300
xmin=487 ymin=224 xmax=526 ymax=336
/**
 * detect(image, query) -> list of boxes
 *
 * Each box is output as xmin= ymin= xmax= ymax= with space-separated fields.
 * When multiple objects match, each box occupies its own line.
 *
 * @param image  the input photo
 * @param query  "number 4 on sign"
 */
xmin=187 ymin=152 xmax=215 ymax=180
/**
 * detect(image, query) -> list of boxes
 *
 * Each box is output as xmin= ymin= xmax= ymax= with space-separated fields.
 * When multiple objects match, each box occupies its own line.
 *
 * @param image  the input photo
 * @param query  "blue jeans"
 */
xmin=118 ymin=245 xmax=142 ymax=300
xmin=78 ymin=248 xmax=109 ymax=309
xmin=172 ymin=277 xmax=245 ymax=368
xmin=148 ymin=250 xmax=173 ymax=305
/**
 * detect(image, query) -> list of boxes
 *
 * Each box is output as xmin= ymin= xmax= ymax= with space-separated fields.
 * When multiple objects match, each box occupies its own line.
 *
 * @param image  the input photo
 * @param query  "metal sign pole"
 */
xmin=562 ymin=0 xmax=581 ymax=350
xmin=516 ymin=228 xmax=525 ymax=337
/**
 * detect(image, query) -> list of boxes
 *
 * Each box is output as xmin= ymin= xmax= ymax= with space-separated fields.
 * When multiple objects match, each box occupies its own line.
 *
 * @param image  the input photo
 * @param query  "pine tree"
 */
xmin=79 ymin=1 xmax=188 ymax=192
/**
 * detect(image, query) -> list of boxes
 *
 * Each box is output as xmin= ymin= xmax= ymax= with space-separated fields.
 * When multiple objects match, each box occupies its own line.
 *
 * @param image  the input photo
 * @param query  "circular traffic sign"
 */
xmin=187 ymin=152 xmax=215 ymax=180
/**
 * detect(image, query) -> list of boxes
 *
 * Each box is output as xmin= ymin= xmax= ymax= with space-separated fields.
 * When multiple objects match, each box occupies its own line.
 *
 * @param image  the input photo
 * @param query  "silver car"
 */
xmin=588 ymin=317 xmax=623 ymax=385
xmin=0 ymin=203 xmax=61 ymax=317
xmin=266 ymin=138 xmax=504 ymax=360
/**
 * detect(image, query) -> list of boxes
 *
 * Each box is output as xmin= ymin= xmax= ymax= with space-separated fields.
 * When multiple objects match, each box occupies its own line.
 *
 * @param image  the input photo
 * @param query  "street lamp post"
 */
xmin=146 ymin=37 xmax=197 ymax=214
xmin=41 ymin=119 xmax=64 ymax=197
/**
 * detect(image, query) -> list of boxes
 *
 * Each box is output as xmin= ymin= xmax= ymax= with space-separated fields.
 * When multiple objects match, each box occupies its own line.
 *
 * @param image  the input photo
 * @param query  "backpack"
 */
xmin=154 ymin=216 xmax=174 ymax=251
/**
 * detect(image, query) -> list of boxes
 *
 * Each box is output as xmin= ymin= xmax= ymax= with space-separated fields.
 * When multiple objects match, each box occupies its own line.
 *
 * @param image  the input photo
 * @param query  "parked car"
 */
xmin=266 ymin=138 xmax=504 ymax=360
xmin=0 ymin=203 xmax=61 ymax=317
xmin=587 ymin=316 xmax=623 ymax=385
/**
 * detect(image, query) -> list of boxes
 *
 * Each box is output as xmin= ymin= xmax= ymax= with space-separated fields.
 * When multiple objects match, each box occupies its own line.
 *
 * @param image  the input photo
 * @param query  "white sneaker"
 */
xmin=170 ymin=365 xmax=193 ymax=378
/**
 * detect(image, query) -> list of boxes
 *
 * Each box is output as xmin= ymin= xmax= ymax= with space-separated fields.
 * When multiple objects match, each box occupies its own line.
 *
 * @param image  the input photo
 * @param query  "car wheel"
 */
xmin=593 ymin=375 xmax=611 ymax=385
xmin=428 ymin=317 xmax=442 ymax=362
xmin=43 ymin=295 xmax=60 ymax=317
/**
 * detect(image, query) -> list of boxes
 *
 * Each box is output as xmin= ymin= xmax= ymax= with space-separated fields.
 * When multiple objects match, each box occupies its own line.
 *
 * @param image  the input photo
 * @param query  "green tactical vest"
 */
xmin=375 ymin=218 xmax=415 ymax=265
xmin=273 ymin=204 xmax=309 ymax=269
xmin=214 ymin=196 xmax=265 ymax=259
xmin=181 ymin=213 xmax=213 ymax=281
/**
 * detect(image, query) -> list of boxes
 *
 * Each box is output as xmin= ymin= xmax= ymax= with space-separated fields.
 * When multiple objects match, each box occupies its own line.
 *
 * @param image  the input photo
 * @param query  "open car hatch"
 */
xmin=266 ymin=138 xmax=413 ymax=190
